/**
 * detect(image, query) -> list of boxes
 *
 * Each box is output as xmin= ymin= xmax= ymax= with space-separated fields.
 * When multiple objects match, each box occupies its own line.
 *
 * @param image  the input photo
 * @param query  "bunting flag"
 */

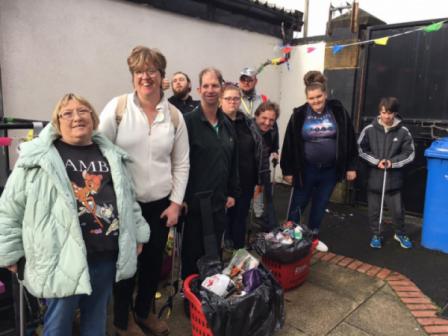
xmin=304 ymin=20 xmax=446 ymax=55
xmin=332 ymin=45 xmax=345 ymax=55
xmin=423 ymin=21 xmax=444 ymax=32
xmin=374 ymin=36 xmax=389 ymax=46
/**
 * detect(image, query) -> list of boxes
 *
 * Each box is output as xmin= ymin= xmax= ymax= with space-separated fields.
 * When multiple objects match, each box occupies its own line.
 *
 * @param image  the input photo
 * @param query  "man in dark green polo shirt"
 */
xmin=181 ymin=67 xmax=239 ymax=280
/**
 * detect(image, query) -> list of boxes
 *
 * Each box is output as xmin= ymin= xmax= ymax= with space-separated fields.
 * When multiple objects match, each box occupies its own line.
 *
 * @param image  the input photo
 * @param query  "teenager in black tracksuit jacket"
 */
xmin=358 ymin=109 xmax=415 ymax=242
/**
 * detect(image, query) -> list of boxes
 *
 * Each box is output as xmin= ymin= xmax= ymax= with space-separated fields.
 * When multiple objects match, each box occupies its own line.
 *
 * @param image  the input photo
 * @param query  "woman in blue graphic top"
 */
xmin=280 ymin=71 xmax=358 ymax=252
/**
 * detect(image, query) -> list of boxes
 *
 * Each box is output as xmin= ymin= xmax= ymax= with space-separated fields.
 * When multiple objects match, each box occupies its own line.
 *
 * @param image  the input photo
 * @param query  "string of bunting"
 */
xmin=253 ymin=20 xmax=446 ymax=74
xmin=307 ymin=20 xmax=447 ymax=55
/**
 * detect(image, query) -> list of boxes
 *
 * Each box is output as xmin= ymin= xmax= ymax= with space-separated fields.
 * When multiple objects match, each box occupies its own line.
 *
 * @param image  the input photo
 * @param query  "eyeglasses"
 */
xmin=135 ymin=68 xmax=159 ymax=78
xmin=58 ymin=108 xmax=91 ymax=120
xmin=239 ymin=76 xmax=254 ymax=83
xmin=222 ymin=97 xmax=240 ymax=102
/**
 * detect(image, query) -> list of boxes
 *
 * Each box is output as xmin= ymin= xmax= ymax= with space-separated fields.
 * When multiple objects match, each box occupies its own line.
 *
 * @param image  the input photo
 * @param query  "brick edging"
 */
xmin=312 ymin=252 xmax=448 ymax=335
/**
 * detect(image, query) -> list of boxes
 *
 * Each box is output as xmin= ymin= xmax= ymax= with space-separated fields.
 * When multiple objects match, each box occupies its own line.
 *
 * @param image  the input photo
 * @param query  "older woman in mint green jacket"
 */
xmin=0 ymin=93 xmax=150 ymax=336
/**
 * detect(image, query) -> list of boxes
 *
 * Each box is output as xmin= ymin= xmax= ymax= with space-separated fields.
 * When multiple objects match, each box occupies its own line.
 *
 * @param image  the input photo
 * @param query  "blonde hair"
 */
xmin=51 ymin=93 xmax=99 ymax=135
xmin=127 ymin=46 xmax=167 ymax=78
xmin=222 ymin=83 xmax=240 ymax=96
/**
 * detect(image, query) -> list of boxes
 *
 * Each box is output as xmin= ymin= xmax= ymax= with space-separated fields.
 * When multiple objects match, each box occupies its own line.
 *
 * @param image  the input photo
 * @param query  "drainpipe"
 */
xmin=303 ymin=0 xmax=309 ymax=38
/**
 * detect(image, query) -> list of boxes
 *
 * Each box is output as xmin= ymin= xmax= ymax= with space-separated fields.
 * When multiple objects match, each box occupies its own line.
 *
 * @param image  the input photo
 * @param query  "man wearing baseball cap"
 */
xmin=239 ymin=67 xmax=267 ymax=116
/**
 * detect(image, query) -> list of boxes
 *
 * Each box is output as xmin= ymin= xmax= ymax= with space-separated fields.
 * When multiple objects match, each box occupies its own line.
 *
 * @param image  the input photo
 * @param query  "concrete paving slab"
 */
xmin=327 ymin=322 xmax=372 ymax=336
xmin=346 ymin=285 xmax=426 ymax=336
xmin=307 ymin=262 xmax=384 ymax=304
xmin=284 ymin=281 xmax=358 ymax=336
xmin=167 ymin=296 xmax=193 ymax=335
xmin=276 ymin=325 xmax=307 ymax=335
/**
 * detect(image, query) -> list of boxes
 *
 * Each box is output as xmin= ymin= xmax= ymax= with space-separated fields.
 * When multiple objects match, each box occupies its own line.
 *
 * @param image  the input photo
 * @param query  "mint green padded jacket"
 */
xmin=0 ymin=124 xmax=150 ymax=298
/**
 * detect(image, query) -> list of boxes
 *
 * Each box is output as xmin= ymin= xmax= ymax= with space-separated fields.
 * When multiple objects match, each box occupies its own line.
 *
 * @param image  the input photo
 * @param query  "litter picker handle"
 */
xmin=14 ymin=258 xmax=26 ymax=336
xmin=378 ymin=168 xmax=387 ymax=231
xmin=195 ymin=191 xmax=219 ymax=258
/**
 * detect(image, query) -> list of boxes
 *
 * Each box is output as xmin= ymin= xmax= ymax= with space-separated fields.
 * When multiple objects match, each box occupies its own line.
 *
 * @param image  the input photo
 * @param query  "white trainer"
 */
xmin=315 ymin=240 xmax=329 ymax=252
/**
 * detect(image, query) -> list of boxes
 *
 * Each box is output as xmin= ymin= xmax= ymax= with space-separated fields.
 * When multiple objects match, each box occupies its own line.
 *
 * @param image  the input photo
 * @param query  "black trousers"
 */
xmin=181 ymin=208 xmax=226 ymax=279
xmin=226 ymin=188 xmax=253 ymax=249
xmin=367 ymin=190 xmax=406 ymax=235
xmin=113 ymin=197 xmax=170 ymax=329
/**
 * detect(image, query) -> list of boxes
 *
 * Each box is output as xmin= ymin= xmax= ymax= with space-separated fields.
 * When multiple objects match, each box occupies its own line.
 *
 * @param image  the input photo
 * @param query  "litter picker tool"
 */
xmin=15 ymin=257 xmax=26 ymax=336
xmin=196 ymin=191 xmax=219 ymax=259
xmin=378 ymin=167 xmax=388 ymax=234
xmin=271 ymin=157 xmax=278 ymax=196
xmin=158 ymin=225 xmax=183 ymax=319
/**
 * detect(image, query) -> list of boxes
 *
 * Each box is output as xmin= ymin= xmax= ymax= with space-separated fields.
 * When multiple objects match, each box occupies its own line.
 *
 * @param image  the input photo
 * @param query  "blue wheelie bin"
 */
xmin=421 ymin=137 xmax=448 ymax=253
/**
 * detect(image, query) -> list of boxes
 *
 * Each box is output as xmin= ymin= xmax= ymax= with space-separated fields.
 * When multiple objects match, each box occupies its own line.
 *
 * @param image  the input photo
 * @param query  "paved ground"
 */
xmin=163 ymin=183 xmax=448 ymax=336
xmin=271 ymin=184 xmax=448 ymax=308
xmin=165 ymin=252 xmax=441 ymax=335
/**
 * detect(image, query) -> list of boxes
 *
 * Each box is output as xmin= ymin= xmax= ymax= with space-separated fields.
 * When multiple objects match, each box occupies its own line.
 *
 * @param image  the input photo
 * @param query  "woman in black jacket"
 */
xmin=221 ymin=84 xmax=268 ymax=248
xmin=280 ymin=71 xmax=357 ymax=252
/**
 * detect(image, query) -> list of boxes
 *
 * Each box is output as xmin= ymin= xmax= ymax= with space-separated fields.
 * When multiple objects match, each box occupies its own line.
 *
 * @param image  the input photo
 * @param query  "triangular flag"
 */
xmin=332 ymin=45 xmax=345 ymax=55
xmin=374 ymin=37 xmax=389 ymax=46
xmin=423 ymin=21 xmax=444 ymax=33
xmin=307 ymin=47 xmax=316 ymax=53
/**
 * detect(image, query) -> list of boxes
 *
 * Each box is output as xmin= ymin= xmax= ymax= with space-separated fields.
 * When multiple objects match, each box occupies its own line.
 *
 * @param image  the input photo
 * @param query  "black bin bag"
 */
xmin=252 ymin=227 xmax=313 ymax=264
xmin=191 ymin=264 xmax=284 ymax=336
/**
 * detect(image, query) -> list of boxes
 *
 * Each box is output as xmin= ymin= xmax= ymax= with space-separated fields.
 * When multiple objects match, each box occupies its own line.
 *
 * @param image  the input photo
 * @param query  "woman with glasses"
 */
xmin=0 ymin=93 xmax=150 ymax=335
xmin=99 ymin=46 xmax=189 ymax=336
xmin=220 ymin=84 xmax=268 ymax=249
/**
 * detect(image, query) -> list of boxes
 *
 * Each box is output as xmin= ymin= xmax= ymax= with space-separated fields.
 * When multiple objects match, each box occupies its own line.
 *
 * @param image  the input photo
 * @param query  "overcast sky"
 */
xmin=268 ymin=0 xmax=448 ymax=36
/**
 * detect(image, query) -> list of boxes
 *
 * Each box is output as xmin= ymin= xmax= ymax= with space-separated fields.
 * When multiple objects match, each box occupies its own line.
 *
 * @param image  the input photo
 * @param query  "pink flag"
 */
xmin=307 ymin=47 xmax=316 ymax=53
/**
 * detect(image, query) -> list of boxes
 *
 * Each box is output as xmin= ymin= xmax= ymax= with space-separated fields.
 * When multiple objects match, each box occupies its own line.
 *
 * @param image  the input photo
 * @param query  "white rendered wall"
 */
xmin=0 ymin=0 xmax=282 ymax=121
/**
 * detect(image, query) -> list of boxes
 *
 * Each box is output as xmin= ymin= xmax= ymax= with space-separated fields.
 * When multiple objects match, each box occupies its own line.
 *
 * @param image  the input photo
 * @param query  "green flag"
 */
xmin=423 ymin=21 xmax=444 ymax=32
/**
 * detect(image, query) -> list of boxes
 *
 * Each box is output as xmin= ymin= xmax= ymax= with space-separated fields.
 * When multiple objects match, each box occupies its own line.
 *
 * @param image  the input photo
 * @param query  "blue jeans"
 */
xmin=288 ymin=164 xmax=337 ymax=233
xmin=44 ymin=258 xmax=116 ymax=336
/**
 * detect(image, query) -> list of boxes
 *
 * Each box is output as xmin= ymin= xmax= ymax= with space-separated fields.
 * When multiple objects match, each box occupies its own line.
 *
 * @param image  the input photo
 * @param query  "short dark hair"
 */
xmin=198 ymin=67 xmax=224 ymax=86
xmin=254 ymin=100 xmax=280 ymax=119
xmin=378 ymin=97 xmax=399 ymax=113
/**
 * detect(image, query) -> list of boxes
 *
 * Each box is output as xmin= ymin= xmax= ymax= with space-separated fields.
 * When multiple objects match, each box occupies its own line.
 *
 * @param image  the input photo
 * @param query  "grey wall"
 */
xmin=0 ymin=0 xmax=282 ymax=121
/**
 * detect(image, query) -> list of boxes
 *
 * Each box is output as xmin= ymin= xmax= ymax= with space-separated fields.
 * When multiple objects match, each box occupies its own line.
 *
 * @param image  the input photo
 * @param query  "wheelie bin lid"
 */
xmin=425 ymin=137 xmax=448 ymax=159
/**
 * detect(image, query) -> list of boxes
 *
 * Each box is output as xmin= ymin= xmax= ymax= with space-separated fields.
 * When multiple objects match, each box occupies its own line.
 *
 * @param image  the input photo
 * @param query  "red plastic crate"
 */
xmin=262 ymin=240 xmax=317 ymax=291
xmin=183 ymin=274 xmax=213 ymax=336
